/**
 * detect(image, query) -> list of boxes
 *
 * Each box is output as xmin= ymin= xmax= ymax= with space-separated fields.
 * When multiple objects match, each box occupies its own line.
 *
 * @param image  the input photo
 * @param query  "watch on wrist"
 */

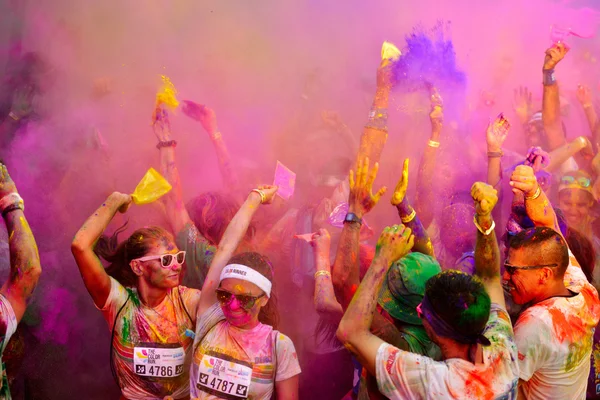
xmin=344 ymin=212 xmax=363 ymax=225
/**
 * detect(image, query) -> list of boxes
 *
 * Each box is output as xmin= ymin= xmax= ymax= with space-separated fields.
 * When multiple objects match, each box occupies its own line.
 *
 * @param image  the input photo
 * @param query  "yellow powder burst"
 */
xmin=381 ymin=41 xmax=401 ymax=62
xmin=156 ymin=75 xmax=179 ymax=109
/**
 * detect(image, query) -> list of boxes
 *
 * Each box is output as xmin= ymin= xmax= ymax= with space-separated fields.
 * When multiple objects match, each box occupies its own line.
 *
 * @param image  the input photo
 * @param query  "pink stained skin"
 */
xmin=219 ymin=278 xmax=268 ymax=330
xmin=134 ymin=238 xmax=183 ymax=289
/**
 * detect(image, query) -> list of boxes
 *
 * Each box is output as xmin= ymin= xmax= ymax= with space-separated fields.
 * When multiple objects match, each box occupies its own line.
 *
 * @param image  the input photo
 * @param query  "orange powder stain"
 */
xmin=464 ymin=355 xmax=503 ymax=400
xmin=547 ymin=307 xmax=586 ymax=343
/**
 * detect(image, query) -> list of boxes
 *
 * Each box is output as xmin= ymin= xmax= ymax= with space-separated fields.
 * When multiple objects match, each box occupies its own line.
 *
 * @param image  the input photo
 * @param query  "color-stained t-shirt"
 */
xmin=0 ymin=294 xmax=17 ymax=400
xmin=176 ymin=222 xmax=216 ymax=289
xmin=100 ymin=277 xmax=200 ymax=400
xmin=515 ymin=261 xmax=600 ymax=400
xmin=376 ymin=304 xmax=519 ymax=399
xmin=190 ymin=303 xmax=301 ymax=399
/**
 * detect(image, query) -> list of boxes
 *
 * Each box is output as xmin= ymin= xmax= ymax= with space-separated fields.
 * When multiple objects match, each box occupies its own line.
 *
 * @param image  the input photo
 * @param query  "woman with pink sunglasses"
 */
xmin=71 ymin=191 xmax=201 ymax=400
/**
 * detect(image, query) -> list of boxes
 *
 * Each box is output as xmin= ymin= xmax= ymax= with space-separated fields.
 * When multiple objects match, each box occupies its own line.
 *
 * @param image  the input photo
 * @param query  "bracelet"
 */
xmin=525 ymin=186 xmax=542 ymax=201
xmin=401 ymin=209 xmax=417 ymax=224
xmin=368 ymin=107 xmax=389 ymax=120
xmin=8 ymin=112 xmax=20 ymax=121
xmin=473 ymin=215 xmax=495 ymax=236
xmin=542 ymin=69 xmax=556 ymax=86
xmin=156 ymin=140 xmax=177 ymax=149
xmin=251 ymin=189 xmax=266 ymax=204
xmin=366 ymin=106 xmax=389 ymax=131
xmin=0 ymin=193 xmax=24 ymax=216
xmin=211 ymin=131 xmax=222 ymax=141
xmin=584 ymin=104 xmax=593 ymax=109
xmin=487 ymin=151 xmax=503 ymax=158
xmin=314 ymin=270 xmax=331 ymax=279
xmin=427 ymin=140 xmax=440 ymax=148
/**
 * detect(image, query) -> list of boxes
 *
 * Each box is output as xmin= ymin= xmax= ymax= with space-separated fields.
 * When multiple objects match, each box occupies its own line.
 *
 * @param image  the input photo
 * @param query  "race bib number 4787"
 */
xmin=197 ymin=352 xmax=253 ymax=400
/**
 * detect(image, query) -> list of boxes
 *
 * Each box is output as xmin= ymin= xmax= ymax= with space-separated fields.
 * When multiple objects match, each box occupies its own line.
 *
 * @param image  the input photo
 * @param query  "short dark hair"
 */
xmin=425 ymin=271 xmax=491 ymax=338
xmin=508 ymin=227 xmax=570 ymax=276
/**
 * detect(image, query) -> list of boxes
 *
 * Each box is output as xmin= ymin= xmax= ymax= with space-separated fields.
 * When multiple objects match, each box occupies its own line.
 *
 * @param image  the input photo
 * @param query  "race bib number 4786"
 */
xmin=133 ymin=344 xmax=185 ymax=378
xmin=197 ymin=352 xmax=252 ymax=400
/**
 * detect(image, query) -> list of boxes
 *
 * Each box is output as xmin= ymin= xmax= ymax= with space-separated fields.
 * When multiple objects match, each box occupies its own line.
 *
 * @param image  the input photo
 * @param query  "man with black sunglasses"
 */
xmin=506 ymin=164 xmax=600 ymax=399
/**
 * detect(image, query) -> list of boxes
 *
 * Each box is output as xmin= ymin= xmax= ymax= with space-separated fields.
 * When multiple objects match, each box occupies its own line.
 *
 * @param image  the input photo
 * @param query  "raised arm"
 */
xmin=391 ymin=158 xmax=435 ymax=257
xmin=0 ymin=165 xmax=41 ymax=322
xmin=153 ymin=104 xmax=195 ymax=237
xmin=510 ymin=165 xmax=560 ymax=235
xmin=197 ymin=185 xmax=277 ymax=316
xmin=414 ymin=88 xmax=444 ymax=228
xmin=541 ymin=43 xmax=569 ymax=151
xmin=182 ymin=101 xmax=240 ymax=193
xmin=355 ymin=60 xmax=394 ymax=165
xmin=336 ymin=225 xmax=414 ymax=375
xmin=545 ymin=136 xmax=593 ymax=172
xmin=331 ymin=157 xmax=386 ymax=308
xmin=71 ymin=192 xmax=132 ymax=308
xmin=310 ymin=228 xmax=343 ymax=317
xmin=486 ymin=114 xmax=510 ymax=188
xmin=576 ymin=84 xmax=598 ymax=140
xmin=471 ymin=182 xmax=504 ymax=308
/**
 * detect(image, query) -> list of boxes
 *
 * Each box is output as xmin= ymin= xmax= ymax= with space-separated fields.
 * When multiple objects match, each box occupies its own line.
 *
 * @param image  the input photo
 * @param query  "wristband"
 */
xmin=343 ymin=212 xmax=362 ymax=225
xmin=428 ymin=140 xmax=440 ymax=148
xmin=0 ymin=193 xmax=24 ymax=216
xmin=251 ymin=189 xmax=266 ymax=204
xmin=543 ymin=69 xmax=556 ymax=86
xmin=487 ymin=151 xmax=503 ymax=158
xmin=525 ymin=186 xmax=542 ymax=201
xmin=8 ymin=112 xmax=20 ymax=121
xmin=156 ymin=140 xmax=177 ymax=149
xmin=314 ymin=270 xmax=331 ymax=279
xmin=401 ymin=209 xmax=417 ymax=224
xmin=473 ymin=215 xmax=495 ymax=236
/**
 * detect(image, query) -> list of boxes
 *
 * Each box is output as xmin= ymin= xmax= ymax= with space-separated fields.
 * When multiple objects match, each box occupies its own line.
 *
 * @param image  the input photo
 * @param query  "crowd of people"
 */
xmin=0 ymin=31 xmax=600 ymax=400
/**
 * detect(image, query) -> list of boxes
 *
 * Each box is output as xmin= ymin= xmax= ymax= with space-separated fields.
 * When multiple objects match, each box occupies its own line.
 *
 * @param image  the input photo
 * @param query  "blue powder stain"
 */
xmin=391 ymin=21 xmax=466 ymax=92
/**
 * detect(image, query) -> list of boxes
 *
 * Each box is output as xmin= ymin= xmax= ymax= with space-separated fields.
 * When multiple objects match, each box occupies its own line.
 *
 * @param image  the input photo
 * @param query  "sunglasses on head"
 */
xmin=561 ymin=175 xmax=591 ymax=188
xmin=503 ymin=262 xmax=558 ymax=275
xmin=133 ymin=251 xmax=186 ymax=268
xmin=215 ymin=288 xmax=265 ymax=310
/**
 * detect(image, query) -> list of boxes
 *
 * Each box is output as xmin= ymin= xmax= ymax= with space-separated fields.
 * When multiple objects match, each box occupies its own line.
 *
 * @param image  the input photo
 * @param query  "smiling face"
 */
xmin=218 ymin=278 xmax=268 ymax=330
xmin=135 ymin=236 xmax=182 ymax=289
xmin=558 ymin=189 xmax=594 ymax=230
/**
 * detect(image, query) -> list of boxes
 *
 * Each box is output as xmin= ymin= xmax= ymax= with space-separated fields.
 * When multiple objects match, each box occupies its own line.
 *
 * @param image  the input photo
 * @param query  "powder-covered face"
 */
xmin=559 ymin=189 xmax=594 ymax=230
xmin=503 ymin=247 xmax=547 ymax=305
xmin=138 ymin=237 xmax=182 ymax=289
xmin=219 ymin=278 xmax=267 ymax=329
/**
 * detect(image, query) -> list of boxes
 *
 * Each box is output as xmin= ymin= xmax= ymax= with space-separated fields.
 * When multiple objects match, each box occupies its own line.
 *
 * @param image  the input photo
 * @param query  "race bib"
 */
xmin=197 ymin=351 xmax=252 ymax=399
xmin=133 ymin=343 xmax=185 ymax=378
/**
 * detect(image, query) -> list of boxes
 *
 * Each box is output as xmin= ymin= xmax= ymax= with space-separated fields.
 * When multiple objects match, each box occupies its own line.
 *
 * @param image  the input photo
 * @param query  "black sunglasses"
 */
xmin=215 ymin=288 xmax=265 ymax=310
xmin=504 ymin=262 xmax=558 ymax=275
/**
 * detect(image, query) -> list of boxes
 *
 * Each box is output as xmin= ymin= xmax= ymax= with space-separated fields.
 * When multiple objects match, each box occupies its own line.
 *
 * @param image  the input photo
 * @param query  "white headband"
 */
xmin=219 ymin=264 xmax=272 ymax=297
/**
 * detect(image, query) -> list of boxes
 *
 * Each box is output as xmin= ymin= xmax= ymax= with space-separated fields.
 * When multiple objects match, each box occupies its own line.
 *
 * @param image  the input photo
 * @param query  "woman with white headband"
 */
xmin=190 ymin=185 xmax=301 ymax=399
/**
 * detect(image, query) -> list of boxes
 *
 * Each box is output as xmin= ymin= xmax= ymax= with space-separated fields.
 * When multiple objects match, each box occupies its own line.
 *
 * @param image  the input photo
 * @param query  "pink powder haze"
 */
xmin=0 ymin=0 xmax=598 ymax=398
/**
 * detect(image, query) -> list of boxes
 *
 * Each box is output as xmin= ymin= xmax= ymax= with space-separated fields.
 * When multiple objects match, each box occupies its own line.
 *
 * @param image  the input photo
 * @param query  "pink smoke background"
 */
xmin=0 ymin=0 xmax=599 ymax=397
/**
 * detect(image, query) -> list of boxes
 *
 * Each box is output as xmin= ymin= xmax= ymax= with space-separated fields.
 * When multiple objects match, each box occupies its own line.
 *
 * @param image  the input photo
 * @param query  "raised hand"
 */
xmin=513 ymin=86 xmax=533 ymax=124
xmin=471 ymin=182 xmax=498 ymax=216
xmin=152 ymin=104 xmax=171 ymax=142
xmin=310 ymin=228 xmax=331 ymax=252
xmin=510 ymin=165 xmax=538 ymax=197
xmin=543 ymin=42 xmax=569 ymax=71
xmin=524 ymin=146 xmax=550 ymax=172
xmin=0 ymin=165 xmax=18 ymax=199
xmin=375 ymin=224 xmax=414 ymax=264
xmin=182 ymin=101 xmax=218 ymax=135
xmin=349 ymin=157 xmax=387 ymax=218
xmin=391 ymin=159 xmax=409 ymax=206
xmin=429 ymin=87 xmax=444 ymax=133
xmin=486 ymin=113 xmax=510 ymax=152
xmin=576 ymin=84 xmax=593 ymax=107
xmin=110 ymin=192 xmax=133 ymax=214
xmin=254 ymin=185 xmax=278 ymax=204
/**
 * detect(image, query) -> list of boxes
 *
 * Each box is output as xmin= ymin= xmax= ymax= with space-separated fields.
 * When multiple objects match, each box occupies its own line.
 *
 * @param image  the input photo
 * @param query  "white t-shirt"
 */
xmin=376 ymin=304 xmax=518 ymax=399
xmin=0 ymin=294 xmax=17 ymax=399
xmin=190 ymin=303 xmax=301 ymax=399
xmin=100 ymin=277 xmax=200 ymax=400
xmin=515 ymin=261 xmax=600 ymax=400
